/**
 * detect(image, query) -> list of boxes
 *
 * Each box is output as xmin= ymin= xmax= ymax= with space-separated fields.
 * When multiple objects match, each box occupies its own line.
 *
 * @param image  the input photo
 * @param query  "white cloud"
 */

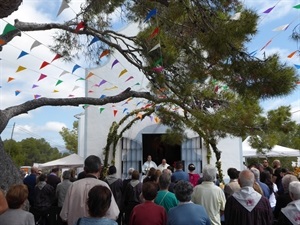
xmin=41 ymin=121 xmax=67 ymax=132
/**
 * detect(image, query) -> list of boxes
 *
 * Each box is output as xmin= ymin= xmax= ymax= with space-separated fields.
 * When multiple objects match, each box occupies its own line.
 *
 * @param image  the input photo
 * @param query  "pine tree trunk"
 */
xmin=0 ymin=0 xmax=22 ymax=18
xmin=0 ymin=137 xmax=22 ymax=191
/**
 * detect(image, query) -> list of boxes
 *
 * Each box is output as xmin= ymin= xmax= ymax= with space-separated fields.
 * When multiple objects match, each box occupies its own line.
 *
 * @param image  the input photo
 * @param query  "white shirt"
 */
xmin=157 ymin=163 xmax=170 ymax=172
xmin=142 ymin=161 xmax=157 ymax=173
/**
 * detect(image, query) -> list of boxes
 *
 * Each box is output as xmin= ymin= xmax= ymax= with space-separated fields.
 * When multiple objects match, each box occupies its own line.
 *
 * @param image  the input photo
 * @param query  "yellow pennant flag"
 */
xmin=16 ymin=66 xmax=26 ymax=72
xmin=119 ymin=69 xmax=128 ymax=77
xmin=104 ymin=85 xmax=118 ymax=91
xmin=53 ymin=90 xmax=59 ymax=93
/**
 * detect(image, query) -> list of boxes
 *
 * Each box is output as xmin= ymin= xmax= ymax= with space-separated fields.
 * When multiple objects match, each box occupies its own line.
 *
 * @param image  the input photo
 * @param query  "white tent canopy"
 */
xmin=38 ymin=153 xmax=84 ymax=169
xmin=243 ymin=137 xmax=300 ymax=158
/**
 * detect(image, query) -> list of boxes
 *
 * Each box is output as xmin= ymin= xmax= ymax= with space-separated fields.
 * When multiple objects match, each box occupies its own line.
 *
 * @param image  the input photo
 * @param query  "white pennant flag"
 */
xmin=149 ymin=43 xmax=161 ymax=52
xmin=272 ymin=24 xmax=289 ymax=31
xmin=231 ymin=12 xmax=241 ymax=20
xmin=30 ymin=40 xmax=41 ymax=51
xmin=57 ymin=0 xmax=70 ymax=17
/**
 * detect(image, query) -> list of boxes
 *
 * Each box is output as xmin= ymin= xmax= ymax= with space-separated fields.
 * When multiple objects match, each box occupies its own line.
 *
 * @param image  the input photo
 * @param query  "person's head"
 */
xmin=174 ymin=180 xmax=193 ymax=202
xmin=260 ymin=170 xmax=272 ymax=183
xmin=147 ymin=167 xmax=156 ymax=177
xmin=282 ymin=174 xmax=298 ymax=193
xmin=51 ymin=167 xmax=59 ymax=174
xmin=87 ymin=185 xmax=112 ymax=217
xmin=202 ymin=164 xmax=216 ymax=182
xmin=272 ymin=159 xmax=281 ymax=169
xmin=289 ymin=181 xmax=300 ymax=200
xmin=250 ymin=167 xmax=260 ymax=181
xmin=162 ymin=168 xmax=172 ymax=176
xmin=127 ymin=168 xmax=134 ymax=178
xmin=262 ymin=159 xmax=269 ymax=168
xmin=6 ymin=184 xmax=28 ymax=209
xmin=31 ymin=167 xmax=38 ymax=174
xmin=108 ymin=165 xmax=117 ymax=175
xmin=159 ymin=173 xmax=171 ymax=190
xmin=147 ymin=155 xmax=152 ymax=162
xmin=227 ymin=167 xmax=239 ymax=180
xmin=167 ymin=166 xmax=174 ymax=173
xmin=84 ymin=155 xmax=102 ymax=174
xmin=62 ymin=170 xmax=71 ymax=180
xmin=69 ymin=168 xmax=76 ymax=178
xmin=142 ymin=182 xmax=157 ymax=201
xmin=188 ymin=163 xmax=196 ymax=172
xmin=131 ymin=170 xmax=140 ymax=180
xmin=264 ymin=166 xmax=273 ymax=175
xmin=162 ymin=159 xmax=167 ymax=165
xmin=175 ymin=161 xmax=183 ymax=170
xmin=238 ymin=170 xmax=255 ymax=188
xmin=37 ymin=170 xmax=42 ymax=175
xmin=37 ymin=173 xmax=47 ymax=182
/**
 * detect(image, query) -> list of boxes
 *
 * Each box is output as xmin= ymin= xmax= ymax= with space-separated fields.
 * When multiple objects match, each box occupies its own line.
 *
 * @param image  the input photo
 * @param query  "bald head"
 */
xmin=239 ymin=170 xmax=255 ymax=187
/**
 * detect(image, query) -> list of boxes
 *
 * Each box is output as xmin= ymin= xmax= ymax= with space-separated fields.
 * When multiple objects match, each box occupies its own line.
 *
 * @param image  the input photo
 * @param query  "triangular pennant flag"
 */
xmin=113 ymin=109 xmax=118 ymax=117
xmin=230 ymin=12 xmax=241 ymax=20
xmin=154 ymin=57 xmax=163 ymax=66
xmin=88 ymin=90 xmax=93 ymax=93
xmin=30 ymin=40 xmax=41 ymax=51
xmin=154 ymin=117 xmax=160 ymax=123
xmin=88 ymin=37 xmax=100 ymax=46
xmin=55 ymin=80 xmax=63 ymax=86
xmin=75 ymin=21 xmax=85 ymax=32
xmin=263 ymin=6 xmax=275 ymax=13
xmin=53 ymin=90 xmax=59 ymax=93
xmin=86 ymin=72 xmax=94 ymax=79
xmin=149 ymin=27 xmax=160 ymax=39
xmin=249 ymin=50 xmax=258 ymax=56
xmin=104 ymin=86 xmax=118 ymax=91
xmin=0 ymin=39 xmax=5 ymax=45
xmin=57 ymin=0 xmax=70 ymax=16
xmin=68 ymin=94 xmax=75 ymax=97
xmin=34 ymin=94 xmax=41 ymax=99
xmin=297 ymin=81 xmax=300 ymax=85
xmin=111 ymin=59 xmax=119 ymax=69
xmin=100 ymin=94 xmax=106 ymax=99
xmin=123 ymin=108 xmax=128 ymax=113
xmin=119 ymin=69 xmax=128 ymax=77
xmin=15 ymin=90 xmax=21 ymax=96
xmin=51 ymin=54 xmax=62 ymax=62
xmin=59 ymin=71 xmax=68 ymax=77
xmin=153 ymin=66 xmax=164 ymax=72
xmin=149 ymin=43 xmax=161 ymax=52
xmin=2 ymin=24 xmax=17 ymax=36
xmin=100 ymin=108 xmax=105 ymax=113
xmin=38 ymin=74 xmax=47 ymax=81
xmin=76 ymin=77 xmax=85 ymax=81
xmin=133 ymin=82 xmax=140 ymax=86
xmin=272 ymin=24 xmax=289 ymax=31
xmin=32 ymin=84 xmax=38 ymax=88
xmin=16 ymin=66 xmax=26 ymax=72
xmin=125 ymin=76 xmax=134 ymax=82
xmin=99 ymin=49 xmax=110 ymax=58
xmin=144 ymin=8 xmax=157 ymax=22
xmin=17 ymin=51 xmax=28 ymax=59
xmin=72 ymin=85 xmax=80 ymax=91
xmin=214 ymin=85 xmax=219 ymax=93
xmin=40 ymin=61 xmax=50 ymax=69
xmin=294 ymin=64 xmax=300 ymax=69
xmin=7 ymin=77 xmax=14 ymax=82
xmin=72 ymin=64 xmax=81 ymax=73
xmin=137 ymin=113 xmax=143 ymax=119
xmin=293 ymin=4 xmax=300 ymax=9
xmin=260 ymin=39 xmax=272 ymax=51
xmin=96 ymin=79 xmax=107 ymax=87
xmin=288 ymin=51 xmax=298 ymax=58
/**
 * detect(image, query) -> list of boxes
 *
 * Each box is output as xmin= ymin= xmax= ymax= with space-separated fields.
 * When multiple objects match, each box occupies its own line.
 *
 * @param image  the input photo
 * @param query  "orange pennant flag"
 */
xmin=99 ymin=49 xmax=110 ymax=58
xmin=16 ymin=66 xmax=26 ymax=72
xmin=7 ymin=77 xmax=15 ymax=82
xmin=40 ymin=61 xmax=50 ymax=69
xmin=0 ymin=39 xmax=6 ymax=45
xmin=288 ymin=50 xmax=298 ymax=58
xmin=86 ymin=72 xmax=94 ymax=79
xmin=154 ymin=117 xmax=160 ymax=123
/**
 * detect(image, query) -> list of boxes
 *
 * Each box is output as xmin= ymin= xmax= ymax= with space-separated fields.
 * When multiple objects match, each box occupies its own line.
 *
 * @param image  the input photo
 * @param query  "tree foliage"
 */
xmin=59 ymin=121 xmax=78 ymax=154
xmin=3 ymin=138 xmax=63 ymax=167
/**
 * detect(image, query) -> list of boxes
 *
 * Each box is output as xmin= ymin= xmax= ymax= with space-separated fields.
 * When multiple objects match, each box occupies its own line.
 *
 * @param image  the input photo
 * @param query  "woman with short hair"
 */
xmin=0 ymin=184 xmax=35 ymax=225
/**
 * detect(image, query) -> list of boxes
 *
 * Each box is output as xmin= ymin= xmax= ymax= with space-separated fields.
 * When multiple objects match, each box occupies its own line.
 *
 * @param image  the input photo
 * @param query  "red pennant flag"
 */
xmin=149 ymin=27 xmax=159 ymax=39
xmin=51 ymin=54 xmax=62 ymax=62
xmin=99 ymin=49 xmax=110 ymax=58
xmin=40 ymin=61 xmax=50 ymax=69
xmin=75 ymin=21 xmax=85 ymax=32
xmin=113 ymin=109 xmax=118 ymax=117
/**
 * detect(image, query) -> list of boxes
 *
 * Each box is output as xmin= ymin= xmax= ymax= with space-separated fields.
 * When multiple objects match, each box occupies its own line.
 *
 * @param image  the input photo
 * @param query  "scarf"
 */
xmin=281 ymin=199 xmax=300 ymax=225
xmin=233 ymin=186 xmax=262 ymax=212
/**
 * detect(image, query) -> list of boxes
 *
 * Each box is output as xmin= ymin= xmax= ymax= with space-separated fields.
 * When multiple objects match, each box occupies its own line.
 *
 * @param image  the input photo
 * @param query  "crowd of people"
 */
xmin=0 ymin=155 xmax=300 ymax=225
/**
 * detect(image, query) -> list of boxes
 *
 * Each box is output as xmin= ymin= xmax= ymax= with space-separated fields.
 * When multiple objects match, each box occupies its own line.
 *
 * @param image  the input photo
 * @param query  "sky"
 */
xmin=1 ymin=0 xmax=300 ymax=152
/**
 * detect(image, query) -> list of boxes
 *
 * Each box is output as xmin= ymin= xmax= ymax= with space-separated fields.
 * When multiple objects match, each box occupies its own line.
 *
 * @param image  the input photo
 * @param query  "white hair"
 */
xmin=289 ymin=181 xmax=300 ymax=200
xmin=202 ymin=164 xmax=216 ymax=182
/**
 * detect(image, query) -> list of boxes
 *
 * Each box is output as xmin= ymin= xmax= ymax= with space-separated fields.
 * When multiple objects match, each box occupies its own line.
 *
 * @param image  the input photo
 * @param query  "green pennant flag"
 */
xmin=2 ymin=24 xmax=17 ymax=36
xmin=100 ymin=108 xmax=105 ymax=113
xmin=154 ymin=57 xmax=163 ymax=66
xmin=293 ymin=4 xmax=300 ymax=9
xmin=55 ymin=80 xmax=63 ymax=86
